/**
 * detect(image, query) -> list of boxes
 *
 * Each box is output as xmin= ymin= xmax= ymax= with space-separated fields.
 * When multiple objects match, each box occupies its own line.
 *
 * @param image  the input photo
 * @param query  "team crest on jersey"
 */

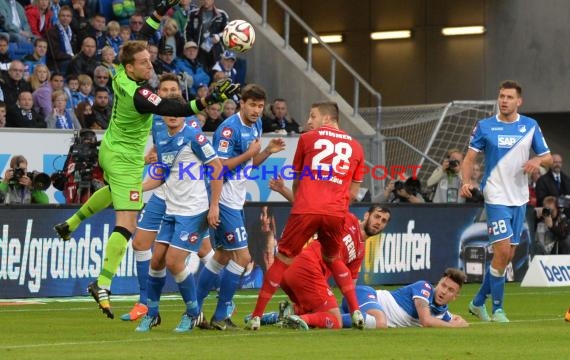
xmin=518 ymin=124 xmax=527 ymax=133
xmin=221 ymin=127 xmax=233 ymax=138
xmin=196 ymin=134 xmax=207 ymax=145
xmin=189 ymin=233 xmax=199 ymax=243
xmin=218 ymin=140 xmax=229 ymax=153
xmin=129 ymin=191 xmax=140 ymax=201
xmin=177 ymin=136 xmax=184 ymax=146
xmin=421 ymin=289 xmax=430 ymax=298
xmin=179 ymin=231 xmax=189 ymax=241
xmin=225 ymin=232 xmax=235 ymax=243
xmin=252 ymin=128 xmax=259 ymax=137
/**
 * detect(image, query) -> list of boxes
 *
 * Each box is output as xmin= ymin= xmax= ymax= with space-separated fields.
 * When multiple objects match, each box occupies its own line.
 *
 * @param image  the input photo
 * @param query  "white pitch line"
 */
xmin=0 ymin=330 xmax=316 ymax=350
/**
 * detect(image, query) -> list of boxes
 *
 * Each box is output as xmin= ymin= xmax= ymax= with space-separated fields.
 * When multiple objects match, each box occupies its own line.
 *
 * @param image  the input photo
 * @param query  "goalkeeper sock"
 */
xmin=67 ymin=185 xmax=112 ymax=231
xmin=97 ymin=226 xmax=131 ymax=288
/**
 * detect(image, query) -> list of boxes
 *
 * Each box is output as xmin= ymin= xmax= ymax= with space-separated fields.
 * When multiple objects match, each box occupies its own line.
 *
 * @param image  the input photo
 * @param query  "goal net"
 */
xmin=360 ymin=101 xmax=497 ymax=192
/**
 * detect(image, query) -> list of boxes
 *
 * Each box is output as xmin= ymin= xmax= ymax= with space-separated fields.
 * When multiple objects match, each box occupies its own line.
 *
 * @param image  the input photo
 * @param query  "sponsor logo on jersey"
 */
xmin=189 ymin=233 xmax=199 ymax=243
xmin=129 ymin=191 xmax=140 ymax=201
xmin=421 ymin=289 xmax=430 ymax=298
xmin=423 ymin=283 xmax=432 ymax=289
xmin=180 ymin=231 xmax=189 ymax=241
xmin=497 ymin=135 xmax=521 ymax=148
xmin=138 ymin=88 xmax=162 ymax=105
xmin=221 ymin=127 xmax=233 ymax=138
xmin=218 ymin=139 xmax=229 ymax=153
xmin=201 ymin=143 xmax=215 ymax=158
xmin=188 ymin=120 xmax=199 ymax=128
xmin=196 ymin=134 xmax=207 ymax=145
xmin=138 ymin=88 xmax=151 ymax=97
xmin=147 ymin=93 xmax=162 ymax=106
xmin=225 ymin=232 xmax=235 ymax=243
xmin=491 ymin=127 xmax=504 ymax=131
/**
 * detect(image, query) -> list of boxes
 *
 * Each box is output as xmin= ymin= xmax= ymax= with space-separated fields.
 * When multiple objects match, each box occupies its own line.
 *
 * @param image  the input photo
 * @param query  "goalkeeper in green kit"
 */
xmin=53 ymin=0 xmax=239 ymax=319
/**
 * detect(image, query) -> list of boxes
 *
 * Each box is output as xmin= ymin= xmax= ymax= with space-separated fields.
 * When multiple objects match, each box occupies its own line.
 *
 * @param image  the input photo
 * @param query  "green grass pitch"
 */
xmin=1 ymin=284 xmax=569 ymax=360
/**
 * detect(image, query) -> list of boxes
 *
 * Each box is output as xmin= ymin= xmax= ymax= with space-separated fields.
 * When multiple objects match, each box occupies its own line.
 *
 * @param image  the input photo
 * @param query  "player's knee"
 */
xmin=132 ymin=232 xmax=153 ymax=251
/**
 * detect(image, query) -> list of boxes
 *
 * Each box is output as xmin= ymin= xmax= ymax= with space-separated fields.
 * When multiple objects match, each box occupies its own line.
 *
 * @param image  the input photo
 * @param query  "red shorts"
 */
xmin=281 ymin=257 xmax=338 ymax=314
xmin=278 ymin=214 xmax=345 ymax=258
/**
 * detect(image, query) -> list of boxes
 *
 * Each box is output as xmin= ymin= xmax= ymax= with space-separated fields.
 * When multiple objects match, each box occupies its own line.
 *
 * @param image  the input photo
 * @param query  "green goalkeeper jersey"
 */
xmin=102 ymin=65 xmax=153 ymax=159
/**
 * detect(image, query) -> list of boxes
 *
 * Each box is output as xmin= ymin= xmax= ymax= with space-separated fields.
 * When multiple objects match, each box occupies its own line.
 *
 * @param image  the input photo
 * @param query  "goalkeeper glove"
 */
xmin=206 ymin=79 xmax=241 ymax=105
xmin=154 ymin=0 xmax=180 ymax=16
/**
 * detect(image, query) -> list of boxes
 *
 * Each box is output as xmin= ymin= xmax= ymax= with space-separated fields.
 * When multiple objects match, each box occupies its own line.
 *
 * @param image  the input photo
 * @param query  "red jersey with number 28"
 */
xmin=291 ymin=125 xmax=365 ymax=217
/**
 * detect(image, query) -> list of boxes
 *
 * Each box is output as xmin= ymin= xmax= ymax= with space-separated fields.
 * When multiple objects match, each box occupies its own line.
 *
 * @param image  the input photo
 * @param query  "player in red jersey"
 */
xmin=247 ymin=101 xmax=367 ymax=330
xmin=280 ymin=205 xmax=390 ymax=329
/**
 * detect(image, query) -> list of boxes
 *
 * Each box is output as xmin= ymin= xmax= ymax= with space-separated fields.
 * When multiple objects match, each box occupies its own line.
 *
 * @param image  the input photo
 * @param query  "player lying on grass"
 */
xmin=252 ymin=268 xmax=468 ymax=329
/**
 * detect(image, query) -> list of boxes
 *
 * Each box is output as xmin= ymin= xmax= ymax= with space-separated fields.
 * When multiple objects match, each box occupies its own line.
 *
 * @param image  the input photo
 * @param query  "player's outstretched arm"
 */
xmin=253 ymin=138 xmax=286 ymax=166
xmin=138 ymin=0 xmax=181 ymax=39
xmin=269 ymin=176 xmax=294 ymax=203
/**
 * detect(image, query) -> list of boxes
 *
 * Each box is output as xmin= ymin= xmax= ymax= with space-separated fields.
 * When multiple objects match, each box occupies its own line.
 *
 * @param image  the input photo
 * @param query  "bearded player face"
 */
xmin=363 ymin=208 xmax=391 ymax=237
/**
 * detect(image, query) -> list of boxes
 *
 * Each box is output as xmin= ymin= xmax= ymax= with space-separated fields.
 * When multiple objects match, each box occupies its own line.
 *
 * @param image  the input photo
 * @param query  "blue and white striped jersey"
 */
xmin=469 ymin=114 xmax=550 ymax=206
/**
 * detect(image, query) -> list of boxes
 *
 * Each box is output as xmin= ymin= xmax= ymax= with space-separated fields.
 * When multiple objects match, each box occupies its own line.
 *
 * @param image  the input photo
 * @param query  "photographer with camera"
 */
xmin=55 ymin=129 xmax=104 ymax=204
xmin=427 ymin=149 xmax=464 ymax=203
xmin=379 ymin=177 xmax=425 ymax=203
xmin=535 ymin=195 xmax=570 ymax=255
xmin=0 ymin=155 xmax=49 ymax=204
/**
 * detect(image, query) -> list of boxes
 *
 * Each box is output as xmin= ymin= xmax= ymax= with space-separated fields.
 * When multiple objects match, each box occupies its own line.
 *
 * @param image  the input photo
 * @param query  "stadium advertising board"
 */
xmin=0 ymin=204 xmax=535 ymax=299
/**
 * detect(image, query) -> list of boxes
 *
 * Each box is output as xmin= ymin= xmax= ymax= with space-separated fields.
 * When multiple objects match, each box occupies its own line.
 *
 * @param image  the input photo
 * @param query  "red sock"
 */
xmin=301 ymin=313 xmax=340 ymax=329
xmin=327 ymin=258 xmax=358 ymax=313
xmin=252 ymin=257 xmax=288 ymax=317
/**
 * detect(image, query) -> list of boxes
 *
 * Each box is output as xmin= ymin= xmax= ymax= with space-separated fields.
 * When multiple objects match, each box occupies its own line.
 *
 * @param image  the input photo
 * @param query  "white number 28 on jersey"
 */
xmin=490 ymin=220 xmax=508 ymax=236
xmin=311 ymin=139 xmax=353 ymax=175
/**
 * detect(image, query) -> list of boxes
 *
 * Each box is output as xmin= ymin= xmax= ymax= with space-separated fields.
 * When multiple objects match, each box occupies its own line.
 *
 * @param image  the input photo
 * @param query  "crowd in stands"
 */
xmin=0 ymin=0 xmax=259 ymax=133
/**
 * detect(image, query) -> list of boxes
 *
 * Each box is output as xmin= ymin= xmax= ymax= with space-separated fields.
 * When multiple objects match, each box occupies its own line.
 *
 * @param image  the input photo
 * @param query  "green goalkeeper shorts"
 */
xmin=98 ymin=141 xmax=144 ymax=211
